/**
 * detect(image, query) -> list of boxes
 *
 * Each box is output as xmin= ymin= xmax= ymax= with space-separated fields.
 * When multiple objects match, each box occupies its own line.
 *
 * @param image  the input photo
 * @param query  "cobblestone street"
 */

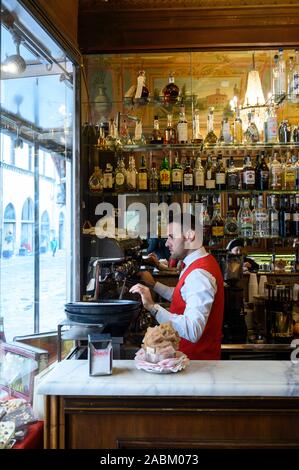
xmin=0 ymin=250 xmax=67 ymax=341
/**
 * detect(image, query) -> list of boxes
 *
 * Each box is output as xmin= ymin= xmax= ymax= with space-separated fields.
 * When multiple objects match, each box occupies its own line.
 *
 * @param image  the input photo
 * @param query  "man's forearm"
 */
xmin=153 ymin=282 xmax=174 ymax=301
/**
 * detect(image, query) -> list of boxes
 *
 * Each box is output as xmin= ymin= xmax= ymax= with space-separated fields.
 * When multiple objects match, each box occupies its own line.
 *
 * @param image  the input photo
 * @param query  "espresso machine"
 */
xmin=265 ymin=282 xmax=293 ymax=343
xmin=58 ymin=236 xmax=149 ymax=361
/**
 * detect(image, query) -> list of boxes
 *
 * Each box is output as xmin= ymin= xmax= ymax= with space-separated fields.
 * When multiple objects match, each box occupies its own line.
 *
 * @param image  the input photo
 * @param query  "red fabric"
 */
xmin=169 ymin=254 xmax=224 ymax=360
xmin=168 ymin=257 xmax=178 ymax=268
xmin=13 ymin=421 xmax=43 ymax=449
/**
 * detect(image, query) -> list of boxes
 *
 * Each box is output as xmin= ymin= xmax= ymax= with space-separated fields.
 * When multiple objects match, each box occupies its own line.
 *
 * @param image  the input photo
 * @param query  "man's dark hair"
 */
xmin=168 ymin=212 xmax=197 ymax=231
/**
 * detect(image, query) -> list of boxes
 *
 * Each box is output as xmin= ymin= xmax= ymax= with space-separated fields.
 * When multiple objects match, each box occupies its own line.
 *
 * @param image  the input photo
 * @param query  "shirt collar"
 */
xmin=182 ymin=247 xmax=208 ymax=270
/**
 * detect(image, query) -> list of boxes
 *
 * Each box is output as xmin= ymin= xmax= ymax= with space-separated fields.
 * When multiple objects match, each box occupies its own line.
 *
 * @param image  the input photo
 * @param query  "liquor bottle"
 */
xmin=177 ymin=106 xmax=188 ymax=144
xmin=278 ymin=120 xmax=291 ymax=143
xmin=256 ymin=151 xmax=269 ymax=190
xmin=292 ymin=194 xmax=299 ymax=237
xmin=278 ymin=48 xmax=287 ymax=98
xmin=226 ymin=156 xmax=239 ymax=190
xmin=103 ymin=163 xmax=114 ymax=191
xmin=171 ymin=155 xmax=183 ymax=191
xmin=114 ymin=155 xmax=127 ymax=192
xmin=204 ymin=107 xmax=218 ymax=144
xmin=218 ymin=117 xmax=232 ymax=144
xmin=119 ymin=119 xmax=132 ymax=146
xmin=0 ymin=316 xmax=6 ymax=342
xmin=264 ymin=105 xmax=278 ymax=143
xmin=159 ymin=155 xmax=171 ymax=190
xmin=106 ymin=117 xmax=118 ymax=148
xmin=138 ymin=155 xmax=148 ymax=191
xmin=151 ymin=115 xmax=164 ymax=144
xmin=126 ymin=155 xmax=138 ymax=191
xmin=295 ymin=154 xmax=299 ymax=189
xmin=289 ymin=49 xmax=299 ymax=103
xmin=272 ymin=54 xmax=280 ymax=99
xmin=233 ymin=107 xmax=243 ymax=144
xmin=205 ymin=155 xmax=216 ymax=190
xmin=202 ymin=199 xmax=211 ymax=243
xmin=193 ymin=153 xmax=205 ymax=190
xmin=183 ymin=156 xmax=194 ymax=190
xmin=211 ymin=202 xmax=224 ymax=240
xmin=267 ymin=195 xmax=279 ymax=237
xmin=282 ymin=151 xmax=296 ymax=190
xmin=192 ymin=109 xmax=203 ymax=144
xmin=149 ymin=161 xmax=159 ymax=192
xmin=269 ymin=152 xmax=282 ymax=190
xmin=279 ymin=196 xmax=291 ymax=237
xmin=134 ymin=70 xmax=149 ymax=102
xmin=164 ymin=114 xmax=177 ymax=144
xmin=133 ymin=119 xmax=146 ymax=145
xmin=253 ymin=195 xmax=269 ymax=238
xmin=215 ymin=155 xmax=226 ymax=190
xmin=244 ymin=112 xmax=259 ymax=143
xmin=163 ymin=72 xmax=179 ymax=104
xmin=225 ymin=198 xmax=239 ymax=236
xmin=88 ymin=166 xmax=103 ymax=193
xmin=242 ymin=155 xmax=256 ymax=190
xmin=238 ymin=198 xmax=253 ymax=237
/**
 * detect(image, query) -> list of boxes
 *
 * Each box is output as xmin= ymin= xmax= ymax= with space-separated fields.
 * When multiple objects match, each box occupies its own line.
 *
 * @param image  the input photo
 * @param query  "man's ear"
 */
xmin=184 ymin=229 xmax=196 ymax=242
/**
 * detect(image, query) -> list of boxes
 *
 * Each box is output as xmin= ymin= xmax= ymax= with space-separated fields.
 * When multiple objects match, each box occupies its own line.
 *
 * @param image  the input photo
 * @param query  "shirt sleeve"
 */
xmin=155 ymin=268 xmax=217 ymax=343
xmin=153 ymin=281 xmax=174 ymax=302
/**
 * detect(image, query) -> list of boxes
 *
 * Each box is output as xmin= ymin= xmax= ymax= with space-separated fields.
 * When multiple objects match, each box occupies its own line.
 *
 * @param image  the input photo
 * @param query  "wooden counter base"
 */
xmin=44 ymin=395 xmax=299 ymax=449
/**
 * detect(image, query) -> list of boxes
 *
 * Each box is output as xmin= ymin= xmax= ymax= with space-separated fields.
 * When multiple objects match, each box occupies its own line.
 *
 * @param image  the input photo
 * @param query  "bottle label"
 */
xmin=160 ymin=169 xmax=170 ymax=185
xmin=243 ymin=170 xmax=255 ymax=185
xmin=127 ymin=171 xmax=136 ymax=189
xmin=194 ymin=170 xmax=204 ymax=186
xmin=172 ymin=169 xmax=182 ymax=183
xmin=271 ymin=213 xmax=278 ymax=222
xmin=183 ymin=174 xmax=193 ymax=186
xmin=293 ymin=213 xmax=299 ymax=222
xmin=294 ymin=73 xmax=299 ymax=92
xmin=115 ymin=172 xmax=125 ymax=186
xmin=216 ymin=173 xmax=226 ymax=185
xmin=267 ymin=117 xmax=278 ymax=142
xmin=206 ymin=179 xmax=215 ymax=189
xmin=134 ymin=122 xmax=142 ymax=140
xmin=138 ymin=173 xmax=148 ymax=190
xmin=177 ymin=123 xmax=188 ymax=143
xmin=285 ymin=213 xmax=291 ymax=221
xmin=255 ymin=212 xmax=268 ymax=222
xmin=225 ymin=221 xmax=238 ymax=234
xmin=227 ymin=173 xmax=239 ymax=188
xmin=103 ymin=173 xmax=113 ymax=188
xmin=212 ymin=226 xmax=224 ymax=237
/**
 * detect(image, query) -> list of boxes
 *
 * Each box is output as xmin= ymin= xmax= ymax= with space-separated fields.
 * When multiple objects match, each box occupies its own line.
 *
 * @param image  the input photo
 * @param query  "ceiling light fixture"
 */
xmin=2 ymin=34 xmax=26 ymax=74
xmin=241 ymin=53 xmax=266 ymax=132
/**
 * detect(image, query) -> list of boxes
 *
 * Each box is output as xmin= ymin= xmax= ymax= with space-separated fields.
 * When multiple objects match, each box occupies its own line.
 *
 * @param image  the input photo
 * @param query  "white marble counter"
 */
xmin=37 ymin=360 xmax=299 ymax=397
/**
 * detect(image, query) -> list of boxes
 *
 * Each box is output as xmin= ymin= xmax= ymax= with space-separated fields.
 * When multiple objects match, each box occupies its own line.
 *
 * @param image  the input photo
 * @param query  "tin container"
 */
xmin=88 ymin=334 xmax=113 ymax=376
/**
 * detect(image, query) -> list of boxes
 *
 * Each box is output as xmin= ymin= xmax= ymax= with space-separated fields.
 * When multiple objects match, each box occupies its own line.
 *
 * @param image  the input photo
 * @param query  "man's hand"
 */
xmin=138 ymin=271 xmax=156 ymax=288
xmin=129 ymin=283 xmax=155 ymax=311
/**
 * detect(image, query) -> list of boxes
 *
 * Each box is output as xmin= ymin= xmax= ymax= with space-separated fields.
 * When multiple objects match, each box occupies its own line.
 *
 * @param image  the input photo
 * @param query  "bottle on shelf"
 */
xmin=126 ymin=155 xmax=138 ymax=191
xmin=164 ymin=114 xmax=177 ymax=144
xmin=119 ymin=119 xmax=132 ymax=146
xmin=183 ymin=156 xmax=194 ymax=190
xmin=253 ymin=195 xmax=269 ymax=237
xmin=133 ymin=119 xmax=146 ymax=145
xmin=225 ymin=197 xmax=239 ymax=236
xmin=134 ymin=70 xmax=149 ymax=102
xmin=192 ymin=108 xmax=203 ymax=144
xmin=233 ymin=107 xmax=243 ymax=144
xmin=106 ymin=117 xmax=118 ymax=148
xmin=267 ymin=195 xmax=279 ymax=237
xmin=278 ymin=195 xmax=291 ymax=237
xmin=244 ymin=111 xmax=259 ymax=143
xmin=138 ymin=155 xmax=148 ymax=191
xmin=269 ymin=151 xmax=282 ymax=190
xmin=193 ymin=153 xmax=205 ymax=190
xmin=278 ymin=120 xmax=291 ymax=143
xmin=292 ymin=194 xmax=299 ymax=237
xmin=264 ymin=105 xmax=278 ymax=143
xmin=163 ymin=72 xmax=179 ymax=104
xmin=278 ymin=48 xmax=287 ymax=98
xmin=211 ymin=201 xmax=225 ymax=242
xmin=88 ymin=165 xmax=103 ymax=193
xmin=272 ymin=53 xmax=280 ymax=99
xmin=288 ymin=49 xmax=299 ymax=103
xmin=226 ymin=156 xmax=240 ymax=190
xmin=238 ymin=198 xmax=253 ymax=237
xmin=202 ymin=199 xmax=211 ymax=243
xmin=151 ymin=115 xmax=164 ymax=144
xmin=282 ymin=150 xmax=296 ymax=189
xmin=103 ymin=163 xmax=114 ymax=191
xmin=159 ymin=155 xmax=171 ymax=191
xmin=255 ymin=151 xmax=269 ymax=190
xmin=149 ymin=161 xmax=159 ymax=192
xmin=204 ymin=107 xmax=218 ymax=144
xmin=218 ymin=117 xmax=232 ymax=144
xmin=171 ymin=154 xmax=183 ymax=191
xmin=215 ymin=154 xmax=226 ymax=190
xmin=177 ymin=105 xmax=188 ymax=144
xmin=205 ymin=154 xmax=216 ymax=190
xmin=114 ymin=155 xmax=127 ymax=192
xmin=242 ymin=155 xmax=256 ymax=190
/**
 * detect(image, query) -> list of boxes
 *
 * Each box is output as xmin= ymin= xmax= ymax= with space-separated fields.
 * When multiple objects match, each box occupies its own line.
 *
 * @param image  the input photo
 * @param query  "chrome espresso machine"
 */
xmin=58 ymin=236 xmax=150 ymax=361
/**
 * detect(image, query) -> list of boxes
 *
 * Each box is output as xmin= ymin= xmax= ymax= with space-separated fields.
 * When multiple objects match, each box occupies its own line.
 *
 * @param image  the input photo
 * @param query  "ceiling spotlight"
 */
xmin=2 ymin=36 xmax=26 ymax=74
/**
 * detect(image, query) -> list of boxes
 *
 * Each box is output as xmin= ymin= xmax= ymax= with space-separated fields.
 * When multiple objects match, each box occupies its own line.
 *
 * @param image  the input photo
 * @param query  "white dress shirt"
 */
xmin=153 ymin=247 xmax=217 ymax=343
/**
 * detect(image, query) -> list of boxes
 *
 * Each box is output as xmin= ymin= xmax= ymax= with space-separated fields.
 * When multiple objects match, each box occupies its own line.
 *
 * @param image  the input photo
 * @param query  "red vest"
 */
xmin=169 ymin=254 xmax=224 ymax=360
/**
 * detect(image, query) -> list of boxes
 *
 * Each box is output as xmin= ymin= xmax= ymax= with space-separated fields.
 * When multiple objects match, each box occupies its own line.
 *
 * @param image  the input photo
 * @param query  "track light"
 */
xmin=2 ymin=36 xmax=26 ymax=74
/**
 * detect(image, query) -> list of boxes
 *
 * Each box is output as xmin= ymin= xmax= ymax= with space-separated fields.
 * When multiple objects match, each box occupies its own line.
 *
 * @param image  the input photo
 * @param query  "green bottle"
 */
xmin=160 ymin=155 xmax=171 ymax=191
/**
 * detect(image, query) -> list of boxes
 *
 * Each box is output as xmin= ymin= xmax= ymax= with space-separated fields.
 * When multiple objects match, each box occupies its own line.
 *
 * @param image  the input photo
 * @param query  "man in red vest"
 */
xmin=130 ymin=214 xmax=224 ymax=360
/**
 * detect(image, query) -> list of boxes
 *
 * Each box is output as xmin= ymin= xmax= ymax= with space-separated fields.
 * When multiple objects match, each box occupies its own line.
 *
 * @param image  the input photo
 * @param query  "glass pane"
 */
xmin=0 ymin=0 xmax=75 ymax=341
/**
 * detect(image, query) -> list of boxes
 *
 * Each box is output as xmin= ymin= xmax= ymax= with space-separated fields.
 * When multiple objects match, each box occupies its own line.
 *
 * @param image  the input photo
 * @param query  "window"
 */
xmin=0 ymin=1 xmax=78 ymax=340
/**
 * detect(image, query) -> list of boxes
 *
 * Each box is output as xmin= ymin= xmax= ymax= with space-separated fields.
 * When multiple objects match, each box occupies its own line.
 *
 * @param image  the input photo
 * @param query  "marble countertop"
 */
xmin=37 ymin=360 xmax=299 ymax=397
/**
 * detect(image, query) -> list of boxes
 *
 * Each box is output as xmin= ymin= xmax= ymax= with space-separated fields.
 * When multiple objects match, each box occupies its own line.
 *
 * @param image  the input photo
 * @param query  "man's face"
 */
xmin=231 ymin=246 xmax=242 ymax=255
xmin=165 ymin=222 xmax=186 ymax=260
